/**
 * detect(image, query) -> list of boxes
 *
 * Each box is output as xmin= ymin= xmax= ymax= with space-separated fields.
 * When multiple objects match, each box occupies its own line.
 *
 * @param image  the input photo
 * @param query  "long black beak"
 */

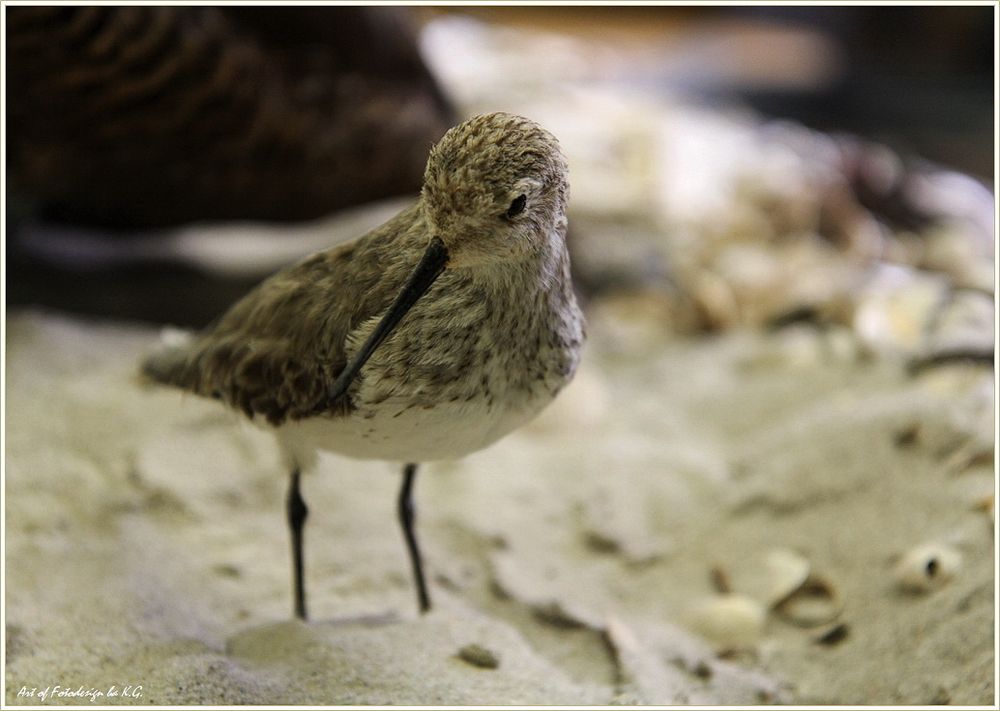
xmin=329 ymin=236 xmax=449 ymax=406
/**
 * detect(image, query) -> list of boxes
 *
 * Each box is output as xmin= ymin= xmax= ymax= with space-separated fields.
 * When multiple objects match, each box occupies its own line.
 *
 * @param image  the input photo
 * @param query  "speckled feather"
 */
xmin=142 ymin=113 xmax=585 ymax=464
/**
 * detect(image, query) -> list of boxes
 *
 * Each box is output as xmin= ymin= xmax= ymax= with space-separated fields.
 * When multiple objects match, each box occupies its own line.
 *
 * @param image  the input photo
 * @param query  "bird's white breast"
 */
xmin=274 ymin=386 xmax=553 ymax=466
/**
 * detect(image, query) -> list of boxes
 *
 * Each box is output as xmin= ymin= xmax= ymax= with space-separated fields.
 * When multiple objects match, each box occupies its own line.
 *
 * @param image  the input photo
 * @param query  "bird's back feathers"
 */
xmin=141 ymin=204 xmax=424 ymax=424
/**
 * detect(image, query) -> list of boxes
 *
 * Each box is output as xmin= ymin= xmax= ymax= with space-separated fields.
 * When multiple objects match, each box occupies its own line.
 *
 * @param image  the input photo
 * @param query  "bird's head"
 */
xmin=420 ymin=112 xmax=569 ymax=269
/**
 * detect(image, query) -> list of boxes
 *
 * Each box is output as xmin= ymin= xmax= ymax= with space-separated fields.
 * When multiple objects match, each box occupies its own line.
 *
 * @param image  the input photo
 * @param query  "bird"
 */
xmin=6 ymin=6 xmax=453 ymax=229
xmin=141 ymin=112 xmax=586 ymax=619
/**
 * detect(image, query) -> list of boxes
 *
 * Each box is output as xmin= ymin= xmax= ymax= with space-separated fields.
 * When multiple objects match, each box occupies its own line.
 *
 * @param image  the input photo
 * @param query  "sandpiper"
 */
xmin=142 ymin=112 xmax=585 ymax=619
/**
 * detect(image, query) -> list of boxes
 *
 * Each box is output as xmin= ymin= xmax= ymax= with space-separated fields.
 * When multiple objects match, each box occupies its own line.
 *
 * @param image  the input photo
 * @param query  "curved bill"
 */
xmin=328 ymin=236 xmax=449 ymax=406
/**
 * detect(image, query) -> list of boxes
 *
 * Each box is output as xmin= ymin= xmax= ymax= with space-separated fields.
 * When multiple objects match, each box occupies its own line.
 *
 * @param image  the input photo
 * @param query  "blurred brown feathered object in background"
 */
xmin=6 ymin=6 xmax=454 ymax=228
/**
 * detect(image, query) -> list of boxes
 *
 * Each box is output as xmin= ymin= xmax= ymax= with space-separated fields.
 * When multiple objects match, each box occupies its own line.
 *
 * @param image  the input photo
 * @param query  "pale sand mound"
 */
xmin=4 ymin=308 xmax=994 ymax=705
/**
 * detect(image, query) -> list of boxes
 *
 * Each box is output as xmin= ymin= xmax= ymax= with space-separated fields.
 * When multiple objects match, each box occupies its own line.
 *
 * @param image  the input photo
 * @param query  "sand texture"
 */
xmin=5 ymin=307 xmax=994 ymax=705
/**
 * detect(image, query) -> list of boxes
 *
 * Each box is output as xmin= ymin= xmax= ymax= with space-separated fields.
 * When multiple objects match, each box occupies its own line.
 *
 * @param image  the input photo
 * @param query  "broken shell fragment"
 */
xmin=773 ymin=575 xmax=842 ymax=627
xmin=763 ymin=548 xmax=812 ymax=607
xmin=715 ymin=548 xmax=810 ymax=606
xmin=685 ymin=594 xmax=766 ymax=650
xmin=894 ymin=543 xmax=962 ymax=592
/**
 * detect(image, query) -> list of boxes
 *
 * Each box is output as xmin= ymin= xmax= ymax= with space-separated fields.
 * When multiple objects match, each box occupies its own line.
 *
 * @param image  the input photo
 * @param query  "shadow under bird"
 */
xmin=142 ymin=112 xmax=585 ymax=619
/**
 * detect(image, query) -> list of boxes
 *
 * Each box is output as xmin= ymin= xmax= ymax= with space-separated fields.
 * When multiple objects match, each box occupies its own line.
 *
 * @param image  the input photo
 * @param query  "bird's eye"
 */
xmin=505 ymin=194 xmax=527 ymax=219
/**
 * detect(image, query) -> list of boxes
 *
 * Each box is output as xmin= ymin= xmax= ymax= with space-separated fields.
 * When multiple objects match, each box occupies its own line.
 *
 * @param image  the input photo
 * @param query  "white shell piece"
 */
xmin=763 ymin=549 xmax=812 ymax=606
xmin=894 ymin=543 xmax=962 ymax=592
xmin=685 ymin=594 xmax=766 ymax=649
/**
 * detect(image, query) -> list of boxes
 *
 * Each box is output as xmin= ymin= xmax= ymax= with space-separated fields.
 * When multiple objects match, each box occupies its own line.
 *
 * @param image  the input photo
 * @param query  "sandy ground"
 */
xmin=4 ymin=303 xmax=994 ymax=705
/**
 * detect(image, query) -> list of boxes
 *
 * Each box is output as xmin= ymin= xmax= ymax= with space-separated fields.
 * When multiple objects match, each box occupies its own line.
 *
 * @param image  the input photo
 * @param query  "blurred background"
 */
xmin=5 ymin=5 xmax=995 ymax=352
xmin=421 ymin=5 xmax=994 ymax=176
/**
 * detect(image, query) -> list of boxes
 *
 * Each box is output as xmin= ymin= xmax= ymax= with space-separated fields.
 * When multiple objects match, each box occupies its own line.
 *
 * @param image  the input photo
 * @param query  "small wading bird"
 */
xmin=142 ymin=113 xmax=585 ymax=619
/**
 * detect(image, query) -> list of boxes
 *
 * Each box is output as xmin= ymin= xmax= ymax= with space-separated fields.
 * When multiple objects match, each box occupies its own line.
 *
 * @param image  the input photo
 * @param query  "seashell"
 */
xmin=685 ymin=594 xmax=766 ymax=650
xmin=920 ymin=222 xmax=995 ymax=292
xmin=763 ymin=549 xmax=812 ymax=608
xmin=773 ymin=575 xmax=842 ymax=627
xmin=852 ymin=264 xmax=950 ymax=357
xmin=919 ymin=289 xmax=995 ymax=361
xmin=719 ymin=548 xmax=811 ymax=608
xmin=893 ymin=542 xmax=962 ymax=593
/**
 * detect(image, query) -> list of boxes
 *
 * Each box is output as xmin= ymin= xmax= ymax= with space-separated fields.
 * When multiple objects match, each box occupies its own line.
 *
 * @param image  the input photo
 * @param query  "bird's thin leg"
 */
xmin=398 ymin=463 xmax=431 ymax=613
xmin=286 ymin=467 xmax=309 ymax=620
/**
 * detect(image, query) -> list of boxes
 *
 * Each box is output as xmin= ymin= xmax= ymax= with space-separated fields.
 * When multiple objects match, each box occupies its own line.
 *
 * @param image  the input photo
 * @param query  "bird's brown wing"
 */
xmin=142 ymin=206 xmax=419 ymax=425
